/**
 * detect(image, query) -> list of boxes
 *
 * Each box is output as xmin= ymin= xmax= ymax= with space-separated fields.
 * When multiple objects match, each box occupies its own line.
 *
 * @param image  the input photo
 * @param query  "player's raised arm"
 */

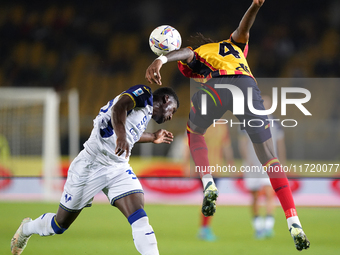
xmin=145 ymin=48 xmax=194 ymax=85
xmin=231 ymin=0 xmax=265 ymax=44
xmin=111 ymin=95 xmax=134 ymax=158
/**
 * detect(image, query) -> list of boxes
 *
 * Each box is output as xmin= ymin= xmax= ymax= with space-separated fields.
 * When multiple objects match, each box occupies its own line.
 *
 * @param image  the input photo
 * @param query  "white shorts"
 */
xmin=243 ymin=165 xmax=271 ymax=191
xmin=60 ymin=150 xmax=143 ymax=212
xmin=244 ymin=177 xmax=271 ymax=191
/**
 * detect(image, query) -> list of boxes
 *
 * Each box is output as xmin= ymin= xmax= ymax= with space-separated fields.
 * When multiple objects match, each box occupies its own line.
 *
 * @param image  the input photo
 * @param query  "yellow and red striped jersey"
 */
xmin=177 ymin=37 xmax=254 ymax=83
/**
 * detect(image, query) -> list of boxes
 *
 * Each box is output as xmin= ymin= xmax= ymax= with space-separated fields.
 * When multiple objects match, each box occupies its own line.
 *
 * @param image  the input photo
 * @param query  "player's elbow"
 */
xmin=182 ymin=48 xmax=194 ymax=63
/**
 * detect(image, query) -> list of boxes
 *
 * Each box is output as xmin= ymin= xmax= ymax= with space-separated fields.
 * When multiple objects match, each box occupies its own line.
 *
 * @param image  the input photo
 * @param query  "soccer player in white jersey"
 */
xmin=11 ymin=84 xmax=179 ymax=255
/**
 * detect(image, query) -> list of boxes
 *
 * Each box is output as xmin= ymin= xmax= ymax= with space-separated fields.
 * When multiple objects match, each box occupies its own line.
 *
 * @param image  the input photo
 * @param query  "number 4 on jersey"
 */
xmin=219 ymin=42 xmax=241 ymax=59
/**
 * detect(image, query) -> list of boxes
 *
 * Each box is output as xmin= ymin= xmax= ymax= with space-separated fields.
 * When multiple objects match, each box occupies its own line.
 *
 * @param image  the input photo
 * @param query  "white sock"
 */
xmin=264 ymin=215 xmax=275 ymax=231
xmin=202 ymin=174 xmax=214 ymax=189
xmin=287 ymin=216 xmax=302 ymax=230
xmin=131 ymin=216 xmax=159 ymax=255
xmin=23 ymin=213 xmax=56 ymax=236
xmin=252 ymin=216 xmax=264 ymax=232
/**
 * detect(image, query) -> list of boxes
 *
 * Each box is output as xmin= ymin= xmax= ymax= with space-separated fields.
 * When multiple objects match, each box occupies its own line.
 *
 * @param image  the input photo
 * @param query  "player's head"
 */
xmin=152 ymin=87 xmax=179 ymax=124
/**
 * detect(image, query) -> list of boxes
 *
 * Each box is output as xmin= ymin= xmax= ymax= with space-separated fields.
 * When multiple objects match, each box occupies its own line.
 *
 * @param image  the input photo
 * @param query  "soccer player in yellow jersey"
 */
xmin=146 ymin=0 xmax=310 ymax=251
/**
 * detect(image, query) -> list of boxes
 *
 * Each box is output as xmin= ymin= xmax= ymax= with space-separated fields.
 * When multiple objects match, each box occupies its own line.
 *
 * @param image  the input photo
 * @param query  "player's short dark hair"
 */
xmin=153 ymin=87 xmax=179 ymax=108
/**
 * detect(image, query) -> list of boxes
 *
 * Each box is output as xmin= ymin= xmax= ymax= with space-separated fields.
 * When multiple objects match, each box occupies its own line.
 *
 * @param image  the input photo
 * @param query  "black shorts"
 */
xmin=189 ymin=75 xmax=271 ymax=143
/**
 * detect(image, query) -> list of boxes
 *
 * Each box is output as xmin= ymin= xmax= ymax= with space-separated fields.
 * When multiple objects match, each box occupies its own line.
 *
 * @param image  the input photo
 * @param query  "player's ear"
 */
xmin=163 ymin=95 xmax=169 ymax=104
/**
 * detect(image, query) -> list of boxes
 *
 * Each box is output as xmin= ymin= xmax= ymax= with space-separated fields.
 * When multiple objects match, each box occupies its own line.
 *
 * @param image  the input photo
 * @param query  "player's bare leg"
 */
xmin=250 ymin=190 xmax=264 ymax=239
xmin=253 ymin=138 xmax=310 ymax=251
xmin=263 ymin=185 xmax=275 ymax=238
xmin=115 ymin=193 xmax=159 ymax=255
xmin=55 ymin=206 xmax=82 ymax=229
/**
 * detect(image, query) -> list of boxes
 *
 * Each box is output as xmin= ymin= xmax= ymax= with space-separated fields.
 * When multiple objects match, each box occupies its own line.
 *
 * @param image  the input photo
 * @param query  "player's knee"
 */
xmin=51 ymin=216 xmax=68 ymax=235
xmin=249 ymin=128 xmax=272 ymax=145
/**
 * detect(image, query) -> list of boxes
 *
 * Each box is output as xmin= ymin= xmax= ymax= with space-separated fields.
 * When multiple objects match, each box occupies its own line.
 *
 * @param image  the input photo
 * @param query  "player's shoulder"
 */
xmin=123 ymin=85 xmax=152 ymax=97
xmin=121 ymin=84 xmax=153 ymax=108
xmin=229 ymin=36 xmax=247 ymax=51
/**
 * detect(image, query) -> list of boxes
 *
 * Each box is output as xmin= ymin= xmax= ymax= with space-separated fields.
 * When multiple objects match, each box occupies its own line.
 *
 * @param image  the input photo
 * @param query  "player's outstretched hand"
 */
xmin=153 ymin=129 xmax=174 ymax=144
xmin=253 ymin=0 xmax=265 ymax=7
xmin=145 ymin=59 xmax=163 ymax=85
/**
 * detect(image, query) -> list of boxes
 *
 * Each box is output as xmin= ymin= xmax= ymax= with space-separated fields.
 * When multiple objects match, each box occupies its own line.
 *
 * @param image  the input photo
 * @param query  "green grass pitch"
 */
xmin=1 ymin=202 xmax=339 ymax=255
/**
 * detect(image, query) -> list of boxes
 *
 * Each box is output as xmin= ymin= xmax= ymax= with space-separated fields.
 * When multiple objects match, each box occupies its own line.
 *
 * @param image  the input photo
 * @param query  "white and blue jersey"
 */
xmin=84 ymin=85 xmax=153 ymax=166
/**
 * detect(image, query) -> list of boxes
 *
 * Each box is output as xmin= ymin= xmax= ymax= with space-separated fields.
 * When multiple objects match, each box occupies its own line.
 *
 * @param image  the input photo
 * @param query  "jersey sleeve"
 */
xmin=177 ymin=47 xmax=199 ymax=78
xmin=230 ymin=35 xmax=248 ymax=58
xmin=121 ymin=85 xmax=153 ymax=108
xmin=230 ymin=34 xmax=246 ymax=50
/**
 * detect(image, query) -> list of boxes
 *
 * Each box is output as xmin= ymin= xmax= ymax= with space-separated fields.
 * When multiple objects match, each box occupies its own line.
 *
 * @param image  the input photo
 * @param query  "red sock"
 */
xmin=187 ymin=128 xmax=211 ymax=178
xmin=201 ymin=214 xmax=212 ymax=227
xmin=263 ymin=158 xmax=297 ymax=219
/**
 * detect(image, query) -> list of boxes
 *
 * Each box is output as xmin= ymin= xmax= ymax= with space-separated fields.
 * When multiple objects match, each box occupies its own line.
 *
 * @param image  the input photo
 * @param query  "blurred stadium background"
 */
xmin=0 ymin=0 xmax=340 ymax=254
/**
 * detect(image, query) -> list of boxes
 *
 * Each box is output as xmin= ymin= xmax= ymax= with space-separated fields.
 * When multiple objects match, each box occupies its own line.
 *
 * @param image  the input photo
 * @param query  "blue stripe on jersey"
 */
xmin=123 ymin=85 xmax=153 ymax=108
xmin=100 ymin=118 xmax=114 ymax=138
xmin=100 ymin=99 xmax=114 ymax=113
xmin=128 ymin=208 xmax=147 ymax=225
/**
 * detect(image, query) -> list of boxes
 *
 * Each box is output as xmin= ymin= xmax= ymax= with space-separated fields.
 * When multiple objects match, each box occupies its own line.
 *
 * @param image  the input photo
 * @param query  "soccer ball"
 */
xmin=149 ymin=25 xmax=182 ymax=56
